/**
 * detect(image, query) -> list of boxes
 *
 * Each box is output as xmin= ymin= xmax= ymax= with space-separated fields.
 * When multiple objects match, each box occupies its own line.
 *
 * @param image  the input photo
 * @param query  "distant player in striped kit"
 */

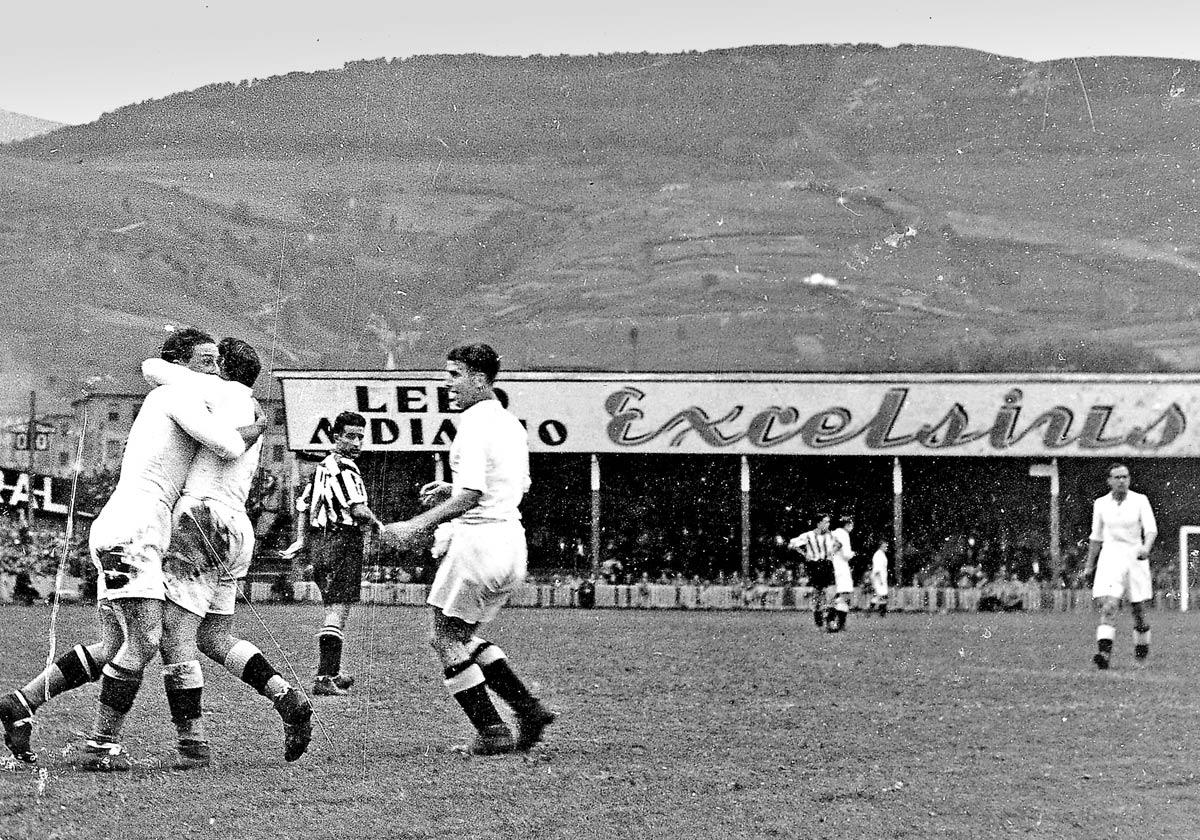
xmin=283 ymin=411 xmax=383 ymax=696
xmin=1083 ymin=462 xmax=1157 ymax=670
xmin=789 ymin=513 xmax=837 ymax=629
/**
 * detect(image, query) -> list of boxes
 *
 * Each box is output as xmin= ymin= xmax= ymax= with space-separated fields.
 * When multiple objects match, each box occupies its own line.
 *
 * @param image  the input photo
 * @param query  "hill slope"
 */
xmin=2 ymin=46 xmax=1199 ymax=410
xmin=0 ymin=107 xmax=64 ymax=143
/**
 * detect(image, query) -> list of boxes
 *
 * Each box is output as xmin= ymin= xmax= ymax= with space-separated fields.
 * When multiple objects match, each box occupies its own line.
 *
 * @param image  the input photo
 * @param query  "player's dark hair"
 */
xmin=447 ymin=343 xmax=500 ymax=383
xmin=840 ymin=514 xmax=855 ymax=526
xmin=1107 ymin=462 xmax=1130 ymax=477
xmin=814 ymin=512 xmax=831 ymax=524
xmin=160 ymin=327 xmax=215 ymax=363
xmin=332 ymin=411 xmax=366 ymax=437
xmin=218 ymin=338 xmax=261 ymax=387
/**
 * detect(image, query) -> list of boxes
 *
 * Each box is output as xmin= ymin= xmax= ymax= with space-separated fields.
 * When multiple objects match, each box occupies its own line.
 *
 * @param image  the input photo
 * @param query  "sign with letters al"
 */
xmin=0 ymin=467 xmax=71 ymax=514
xmin=274 ymin=370 xmax=1200 ymax=457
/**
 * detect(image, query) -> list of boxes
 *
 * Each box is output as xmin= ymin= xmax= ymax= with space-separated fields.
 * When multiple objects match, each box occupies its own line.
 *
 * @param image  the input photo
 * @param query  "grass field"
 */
xmin=3 ymin=603 xmax=1200 ymax=839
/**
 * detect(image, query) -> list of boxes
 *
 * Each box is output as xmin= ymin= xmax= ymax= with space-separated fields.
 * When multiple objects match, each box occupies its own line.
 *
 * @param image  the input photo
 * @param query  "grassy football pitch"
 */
xmin=3 ymin=603 xmax=1200 ymax=840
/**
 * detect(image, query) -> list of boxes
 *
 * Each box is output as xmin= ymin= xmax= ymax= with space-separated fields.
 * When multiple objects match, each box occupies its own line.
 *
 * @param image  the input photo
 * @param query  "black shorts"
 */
xmin=309 ymin=528 xmax=364 ymax=604
xmin=806 ymin=560 xmax=834 ymax=589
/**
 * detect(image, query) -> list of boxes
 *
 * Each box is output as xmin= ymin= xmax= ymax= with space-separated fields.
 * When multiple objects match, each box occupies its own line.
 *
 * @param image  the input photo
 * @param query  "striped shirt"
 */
xmin=296 ymin=453 xmax=368 ymax=528
xmin=788 ymin=528 xmax=836 ymax=561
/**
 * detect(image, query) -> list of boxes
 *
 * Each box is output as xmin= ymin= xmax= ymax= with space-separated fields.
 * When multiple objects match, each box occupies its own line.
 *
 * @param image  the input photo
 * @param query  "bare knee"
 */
xmin=1097 ymin=598 xmax=1120 ymax=624
xmin=123 ymin=625 xmax=163 ymax=666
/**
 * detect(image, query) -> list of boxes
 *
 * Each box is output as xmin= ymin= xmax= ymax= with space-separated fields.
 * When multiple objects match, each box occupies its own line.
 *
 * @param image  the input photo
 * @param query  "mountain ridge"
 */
xmin=1 ymin=45 xmax=1197 ymax=413
xmin=0 ymin=107 xmax=64 ymax=143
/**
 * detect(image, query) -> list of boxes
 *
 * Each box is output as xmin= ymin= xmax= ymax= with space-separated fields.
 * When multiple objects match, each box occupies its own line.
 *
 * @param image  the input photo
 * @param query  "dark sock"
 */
xmin=474 ymin=643 xmax=538 ymax=715
xmin=318 ymin=630 xmax=343 ymax=677
xmin=55 ymin=645 xmax=102 ymax=693
xmin=98 ymin=665 xmax=142 ymax=716
xmin=241 ymin=653 xmax=281 ymax=695
xmin=443 ymin=662 xmax=503 ymax=732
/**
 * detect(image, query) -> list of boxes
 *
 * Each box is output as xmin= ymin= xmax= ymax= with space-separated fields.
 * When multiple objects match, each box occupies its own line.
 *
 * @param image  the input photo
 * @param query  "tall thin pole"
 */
xmin=26 ymin=390 xmax=37 ymax=530
xmin=590 ymin=454 xmax=601 ymax=573
xmin=1049 ymin=457 xmax=1061 ymax=574
xmin=740 ymin=456 xmax=751 ymax=578
xmin=27 ymin=390 xmax=37 ymax=476
xmin=892 ymin=457 xmax=904 ymax=586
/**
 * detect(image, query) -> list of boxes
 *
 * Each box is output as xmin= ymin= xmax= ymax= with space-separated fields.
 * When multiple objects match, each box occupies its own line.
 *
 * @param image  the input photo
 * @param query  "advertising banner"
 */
xmin=275 ymin=371 xmax=1198 ymax=458
xmin=0 ymin=467 xmax=73 ymax=514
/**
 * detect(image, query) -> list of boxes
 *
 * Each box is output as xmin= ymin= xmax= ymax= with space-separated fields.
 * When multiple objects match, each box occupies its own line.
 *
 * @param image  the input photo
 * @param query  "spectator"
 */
xmin=12 ymin=567 xmax=41 ymax=606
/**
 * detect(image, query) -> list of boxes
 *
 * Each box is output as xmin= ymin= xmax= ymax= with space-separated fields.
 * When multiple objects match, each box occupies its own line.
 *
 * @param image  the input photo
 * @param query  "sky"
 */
xmin=4 ymin=0 xmax=1200 ymax=125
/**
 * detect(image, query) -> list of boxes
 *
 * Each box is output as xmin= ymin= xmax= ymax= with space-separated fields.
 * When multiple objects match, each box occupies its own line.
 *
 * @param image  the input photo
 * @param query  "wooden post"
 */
xmin=26 ymin=390 xmax=36 ymax=530
xmin=892 ymin=457 xmax=904 ymax=586
xmin=1049 ymin=457 xmax=1061 ymax=573
xmin=740 ymin=455 xmax=751 ymax=578
xmin=590 ymin=454 xmax=601 ymax=573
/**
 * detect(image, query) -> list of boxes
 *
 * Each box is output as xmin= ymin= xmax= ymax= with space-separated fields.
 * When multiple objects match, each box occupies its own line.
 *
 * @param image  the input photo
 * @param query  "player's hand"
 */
xmin=418 ymin=481 xmax=452 ymax=509
xmin=380 ymin=521 xmax=425 ymax=551
xmin=279 ymin=539 xmax=305 ymax=560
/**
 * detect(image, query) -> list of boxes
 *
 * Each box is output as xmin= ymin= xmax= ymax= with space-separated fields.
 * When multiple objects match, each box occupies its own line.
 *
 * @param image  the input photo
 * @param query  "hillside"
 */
xmin=2 ymin=45 xmax=1199 ymax=411
xmin=0 ymin=107 xmax=63 ymax=143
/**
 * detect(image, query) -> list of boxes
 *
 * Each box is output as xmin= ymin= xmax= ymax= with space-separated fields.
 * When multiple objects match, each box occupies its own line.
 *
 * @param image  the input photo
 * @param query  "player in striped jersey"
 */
xmin=282 ymin=411 xmax=382 ymax=696
xmin=789 ymin=513 xmax=837 ymax=629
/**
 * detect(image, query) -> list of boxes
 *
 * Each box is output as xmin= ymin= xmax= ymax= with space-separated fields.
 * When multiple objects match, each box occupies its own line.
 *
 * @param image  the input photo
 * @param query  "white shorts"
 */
xmin=832 ymin=557 xmax=854 ymax=594
xmin=1092 ymin=546 xmax=1153 ymax=603
xmin=871 ymin=574 xmax=889 ymax=596
xmin=89 ymin=493 xmax=172 ymax=602
xmin=427 ymin=521 xmax=527 ymax=625
xmin=164 ymin=496 xmax=254 ymax=617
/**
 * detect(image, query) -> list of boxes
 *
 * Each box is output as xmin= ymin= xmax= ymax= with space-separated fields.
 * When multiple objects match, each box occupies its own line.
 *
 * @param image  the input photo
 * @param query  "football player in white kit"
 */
xmin=144 ymin=338 xmax=313 ymax=768
xmin=868 ymin=537 xmax=890 ymax=617
xmin=1 ymin=328 xmax=257 ymax=766
xmin=0 ymin=329 xmax=265 ymax=770
xmin=827 ymin=516 xmax=856 ymax=633
xmin=1083 ymin=463 xmax=1157 ymax=670
xmin=382 ymin=344 xmax=555 ymax=755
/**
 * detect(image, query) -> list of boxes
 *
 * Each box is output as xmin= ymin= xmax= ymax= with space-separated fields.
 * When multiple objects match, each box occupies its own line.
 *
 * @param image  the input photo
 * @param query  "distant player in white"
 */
xmin=144 ymin=338 xmax=313 ymax=768
xmin=827 ymin=515 xmax=856 ymax=633
xmin=868 ymin=537 xmax=890 ymax=617
xmin=1083 ymin=462 xmax=1157 ymax=670
xmin=382 ymin=343 xmax=555 ymax=755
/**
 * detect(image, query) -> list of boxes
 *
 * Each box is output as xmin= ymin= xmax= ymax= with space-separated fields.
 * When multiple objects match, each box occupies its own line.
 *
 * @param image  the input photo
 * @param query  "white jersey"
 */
xmin=830 ymin=528 xmax=854 ymax=563
xmin=450 ymin=398 xmax=530 ymax=525
xmin=870 ymin=549 xmax=889 ymax=593
xmin=92 ymin=379 xmax=247 ymax=542
xmin=143 ymin=359 xmax=262 ymax=510
xmin=1090 ymin=491 xmax=1156 ymax=558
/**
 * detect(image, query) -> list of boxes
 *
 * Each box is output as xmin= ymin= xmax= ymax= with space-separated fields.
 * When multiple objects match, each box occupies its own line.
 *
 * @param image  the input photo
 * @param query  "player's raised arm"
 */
xmin=142 ymin=357 xmax=192 ymax=387
xmin=163 ymin=387 xmax=248 ymax=460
